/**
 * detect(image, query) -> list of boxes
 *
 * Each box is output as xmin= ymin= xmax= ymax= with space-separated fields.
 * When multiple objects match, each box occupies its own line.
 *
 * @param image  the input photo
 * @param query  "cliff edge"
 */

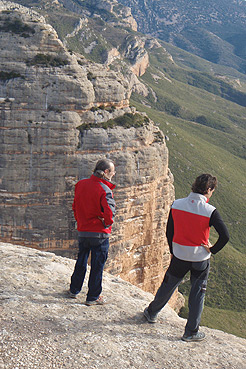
xmin=0 ymin=242 xmax=245 ymax=369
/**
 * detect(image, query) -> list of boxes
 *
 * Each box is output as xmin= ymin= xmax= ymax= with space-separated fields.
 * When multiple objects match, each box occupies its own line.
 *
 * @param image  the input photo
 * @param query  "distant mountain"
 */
xmin=117 ymin=0 xmax=246 ymax=74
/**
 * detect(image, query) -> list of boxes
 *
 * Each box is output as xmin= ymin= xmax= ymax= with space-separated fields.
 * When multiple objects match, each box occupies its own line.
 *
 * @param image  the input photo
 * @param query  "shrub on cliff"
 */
xmin=77 ymin=113 xmax=149 ymax=132
xmin=26 ymin=54 xmax=69 ymax=67
xmin=0 ymin=17 xmax=35 ymax=38
xmin=109 ymin=112 xmax=149 ymax=128
xmin=0 ymin=71 xmax=23 ymax=81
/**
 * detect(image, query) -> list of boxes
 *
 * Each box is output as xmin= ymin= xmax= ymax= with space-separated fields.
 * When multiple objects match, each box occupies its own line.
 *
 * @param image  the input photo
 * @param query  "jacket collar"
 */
xmin=90 ymin=174 xmax=116 ymax=190
xmin=188 ymin=192 xmax=208 ymax=203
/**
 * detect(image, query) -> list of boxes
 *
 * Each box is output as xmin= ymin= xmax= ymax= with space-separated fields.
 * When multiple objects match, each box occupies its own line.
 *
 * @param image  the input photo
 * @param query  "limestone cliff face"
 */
xmin=0 ymin=3 xmax=176 ymax=302
xmin=122 ymin=35 xmax=149 ymax=77
xmin=0 ymin=0 xmax=130 ymax=248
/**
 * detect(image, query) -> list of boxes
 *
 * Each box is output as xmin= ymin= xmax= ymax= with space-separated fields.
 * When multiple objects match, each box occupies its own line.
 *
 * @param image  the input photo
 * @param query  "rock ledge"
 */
xmin=0 ymin=242 xmax=245 ymax=369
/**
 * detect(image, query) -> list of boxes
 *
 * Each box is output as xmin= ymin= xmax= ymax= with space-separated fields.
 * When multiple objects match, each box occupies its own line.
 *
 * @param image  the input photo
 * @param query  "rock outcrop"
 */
xmin=122 ymin=35 xmax=149 ymax=77
xmin=0 ymin=2 xmax=175 ymax=302
xmin=92 ymin=0 xmax=138 ymax=31
xmin=59 ymin=0 xmax=138 ymax=31
xmin=1 ymin=242 xmax=246 ymax=369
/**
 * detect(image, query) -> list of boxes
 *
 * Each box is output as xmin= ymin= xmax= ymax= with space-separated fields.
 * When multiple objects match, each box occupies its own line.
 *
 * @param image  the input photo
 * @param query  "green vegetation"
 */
xmin=77 ymin=113 xmax=149 ymax=133
xmin=116 ymin=0 xmax=246 ymax=75
xmin=0 ymin=17 xmax=35 ymax=37
xmin=157 ymin=60 xmax=246 ymax=107
xmin=46 ymin=12 xmax=81 ymax=41
xmin=180 ymin=297 xmax=246 ymax=339
xmin=26 ymin=54 xmax=69 ymax=67
xmin=37 ymin=1 xmax=134 ymax=64
xmin=162 ymin=41 xmax=246 ymax=86
xmin=90 ymin=105 xmax=116 ymax=113
xmin=0 ymin=71 xmax=23 ymax=81
xmin=86 ymin=41 xmax=109 ymax=64
xmin=87 ymin=72 xmax=95 ymax=81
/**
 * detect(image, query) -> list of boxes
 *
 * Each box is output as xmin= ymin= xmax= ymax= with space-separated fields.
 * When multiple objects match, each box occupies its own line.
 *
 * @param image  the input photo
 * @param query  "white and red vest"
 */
xmin=172 ymin=192 xmax=216 ymax=261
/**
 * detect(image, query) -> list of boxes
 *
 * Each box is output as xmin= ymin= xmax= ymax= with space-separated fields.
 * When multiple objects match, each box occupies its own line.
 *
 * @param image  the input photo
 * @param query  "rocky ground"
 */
xmin=0 ymin=242 xmax=245 ymax=369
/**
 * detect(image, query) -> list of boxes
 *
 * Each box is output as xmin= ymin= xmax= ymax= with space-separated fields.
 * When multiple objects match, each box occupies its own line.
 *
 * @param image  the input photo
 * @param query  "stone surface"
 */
xmin=0 ymin=3 xmax=175 ymax=302
xmin=59 ymin=0 xmax=138 ymax=31
xmin=93 ymin=0 xmax=138 ymax=31
xmin=0 ymin=242 xmax=246 ymax=369
xmin=122 ymin=35 xmax=149 ymax=77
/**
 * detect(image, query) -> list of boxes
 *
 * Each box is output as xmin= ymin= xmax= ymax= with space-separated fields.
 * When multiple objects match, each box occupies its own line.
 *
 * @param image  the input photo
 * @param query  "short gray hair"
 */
xmin=93 ymin=159 xmax=114 ymax=178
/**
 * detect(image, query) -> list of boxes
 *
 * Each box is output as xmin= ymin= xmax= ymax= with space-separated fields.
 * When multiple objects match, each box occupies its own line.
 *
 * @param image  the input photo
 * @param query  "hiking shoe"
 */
xmin=85 ymin=296 xmax=106 ymax=306
xmin=68 ymin=290 xmax=78 ymax=299
xmin=143 ymin=307 xmax=158 ymax=323
xmin=182 ymin=331 xmax=206 ymax=342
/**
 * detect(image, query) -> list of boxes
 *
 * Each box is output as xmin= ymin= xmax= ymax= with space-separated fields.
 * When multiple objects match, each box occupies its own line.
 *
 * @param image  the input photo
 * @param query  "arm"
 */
xmin=208 ymin=209 xmax=229 ymax=254
xmin=100 ymin=189 xmax=116 ymax=227
xmin=72 ymin=187 xmax=77 ymax=221
xmin=166 ymin=209 xmax=174 ymax=254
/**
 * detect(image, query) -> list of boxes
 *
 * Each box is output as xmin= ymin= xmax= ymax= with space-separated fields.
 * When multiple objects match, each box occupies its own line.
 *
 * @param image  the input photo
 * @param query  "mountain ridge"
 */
xmin=117 ymin=0 xmax=246 ymax=73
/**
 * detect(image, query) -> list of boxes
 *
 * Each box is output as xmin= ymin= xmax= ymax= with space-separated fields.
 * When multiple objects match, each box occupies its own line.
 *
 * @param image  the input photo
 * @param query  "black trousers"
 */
xmin=148 ymin=256 xmax=210 ymax=335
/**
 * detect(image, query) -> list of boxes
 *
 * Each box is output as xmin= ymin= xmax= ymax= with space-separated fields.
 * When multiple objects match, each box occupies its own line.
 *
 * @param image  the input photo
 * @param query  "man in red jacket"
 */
xmin=143 ymin=174 xmax=229 ymax=342
xmin=69 ymin=159 xmax=116 ymax=305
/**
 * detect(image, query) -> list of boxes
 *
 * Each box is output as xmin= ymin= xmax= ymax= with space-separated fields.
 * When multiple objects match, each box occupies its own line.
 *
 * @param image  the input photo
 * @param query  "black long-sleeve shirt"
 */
xmin=166 ymin=208 xmax=229 ymax=255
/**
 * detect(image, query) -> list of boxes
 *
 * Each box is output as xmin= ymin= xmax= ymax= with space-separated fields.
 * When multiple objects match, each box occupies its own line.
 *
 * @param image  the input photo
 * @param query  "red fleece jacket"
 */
xmin=72 ymin=175 xmax=116 ymax=235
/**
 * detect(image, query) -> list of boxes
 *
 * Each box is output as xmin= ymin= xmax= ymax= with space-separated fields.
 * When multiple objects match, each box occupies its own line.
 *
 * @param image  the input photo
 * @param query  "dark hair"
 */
xmin=93 ymin=159 xmax=114 ymax=178
xmin=191 ymin=174 xmax=217 ymax=195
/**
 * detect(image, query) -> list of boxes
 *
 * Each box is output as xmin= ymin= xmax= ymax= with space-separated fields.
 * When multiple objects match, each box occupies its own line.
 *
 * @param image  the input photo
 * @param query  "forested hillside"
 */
xmin=118 ymin=0 xmax=246 ymax=73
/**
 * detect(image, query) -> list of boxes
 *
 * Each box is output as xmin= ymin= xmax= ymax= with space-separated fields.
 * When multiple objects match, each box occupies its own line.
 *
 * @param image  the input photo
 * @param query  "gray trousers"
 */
xmin=148 ymin=256 xmax=210 ymax=335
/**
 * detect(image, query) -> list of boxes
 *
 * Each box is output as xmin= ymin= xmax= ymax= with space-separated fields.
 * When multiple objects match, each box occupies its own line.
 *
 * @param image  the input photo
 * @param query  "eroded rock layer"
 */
xmin=0 ymin=3 xmax=177 ymax=302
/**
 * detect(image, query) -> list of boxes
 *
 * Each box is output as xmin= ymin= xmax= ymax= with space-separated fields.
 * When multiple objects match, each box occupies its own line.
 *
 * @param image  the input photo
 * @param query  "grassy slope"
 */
xmin=162 ymin=41 xmax=246 ymax=86
xmin=180 ymin=298 xmax=246 ymax=339
xmin=131 ymin=46 xmax=246 ymax=253
xmin=130 ymin=46 xmax=246 ymax=338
